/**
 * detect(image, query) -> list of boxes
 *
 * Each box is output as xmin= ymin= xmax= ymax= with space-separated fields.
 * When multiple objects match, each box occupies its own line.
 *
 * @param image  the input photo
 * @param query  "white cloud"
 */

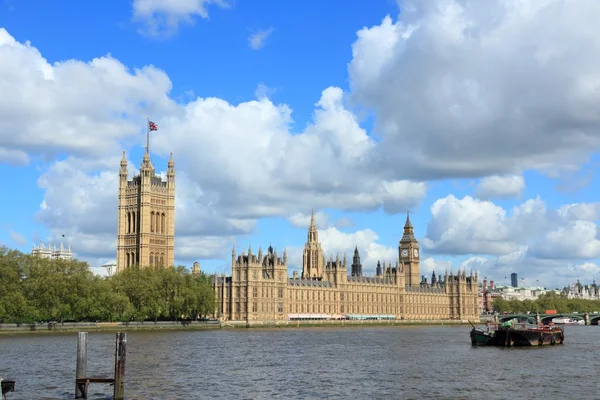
xmin=287 ymin=211 xmax=328 ymax=230
xmin=248 ymin=27 xmax=274 ymax=50
xmin=132 ymin=0 xmax=230 ymax=36
xmin=421 ymin=257 xmax=453 ymax=277
xmin=349 ymin=0 xmax=600 ymax=180
xmin=475 ymin=175 xmax=525 ymax=200
xmin=0 ymin=28 xmax=175 ymax=163
xmin=423 ymin=194 xmax=600 ymax=267
xmin=254 ymin=83 xmax=277 ymax=100
xmin=0 ymin=29 xmax=427 ymax=265
xmin=286 ymin=227 xmax=398 ymax=275
xmin=458 ymin=254 xmax=600 ymax=289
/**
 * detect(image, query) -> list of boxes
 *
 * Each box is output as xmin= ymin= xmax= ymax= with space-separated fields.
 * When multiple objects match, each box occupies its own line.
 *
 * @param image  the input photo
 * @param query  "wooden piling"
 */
xmin=75 ymin=332 xmax=88 ymax=399
xmin=113 ymin=332 xmax=127 ymax=400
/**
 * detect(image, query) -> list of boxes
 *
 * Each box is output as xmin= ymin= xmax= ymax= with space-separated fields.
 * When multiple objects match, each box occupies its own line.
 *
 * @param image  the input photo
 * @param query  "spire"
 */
xmin=141 ymin=146 xmax=153 ymax=170
xmin=168 ymin=152 xmax=175 ymax=169
xmin=401 ymin=210 xmax=416 ymax=242
xmin=351 ymin=246 xmax=362 ymax=277
xmin=308 ymin=208 xmax=319 ymax=243
xmin=404 ymin=210 xmax=413 ymax=228
xmin=119 ymin=151 xmax=128 ymax=182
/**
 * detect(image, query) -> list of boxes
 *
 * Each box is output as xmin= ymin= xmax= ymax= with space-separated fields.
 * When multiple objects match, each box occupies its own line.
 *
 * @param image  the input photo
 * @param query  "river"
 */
xmin=1 ymin=325 xmax=598 ymax=399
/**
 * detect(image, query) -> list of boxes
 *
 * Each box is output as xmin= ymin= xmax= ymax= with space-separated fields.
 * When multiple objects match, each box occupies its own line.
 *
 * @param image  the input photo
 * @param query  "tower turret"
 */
xmin=119 ymin=151 xmax=128 ymax=183
xmin=351 ymin=246 xmax=362 ymax=277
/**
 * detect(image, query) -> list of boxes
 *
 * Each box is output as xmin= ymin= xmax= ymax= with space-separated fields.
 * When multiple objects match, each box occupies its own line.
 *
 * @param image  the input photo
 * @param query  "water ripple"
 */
xmin=0 ymin=325 xmax=598 ymax=399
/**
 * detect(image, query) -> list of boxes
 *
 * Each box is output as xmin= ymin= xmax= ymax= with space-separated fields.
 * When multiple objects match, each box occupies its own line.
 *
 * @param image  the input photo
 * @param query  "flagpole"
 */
xmin=146 ymin=116 xmax=150 ymax=154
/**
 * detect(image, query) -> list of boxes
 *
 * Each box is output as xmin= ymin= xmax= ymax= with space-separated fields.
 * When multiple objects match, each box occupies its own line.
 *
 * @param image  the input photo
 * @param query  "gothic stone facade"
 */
xmin=116 ymin=150 xmax=175 ymax=272
xmin=213 ymin=212 xmax=480 ymax=322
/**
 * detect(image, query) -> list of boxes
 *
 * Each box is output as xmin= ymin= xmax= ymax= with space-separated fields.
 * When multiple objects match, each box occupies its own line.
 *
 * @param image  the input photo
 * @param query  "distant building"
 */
xmin=31 ymin=241 xmax=72 ymax=261
xmin=563 ymin=280 xmax=600 ymax=300
xmin=511 ymin=273 xmax=518 ymax=287
xmin=191 ymin=262 xmax=201 ymax=275
xmin=101 ymin=261 xmax=117 ymax=277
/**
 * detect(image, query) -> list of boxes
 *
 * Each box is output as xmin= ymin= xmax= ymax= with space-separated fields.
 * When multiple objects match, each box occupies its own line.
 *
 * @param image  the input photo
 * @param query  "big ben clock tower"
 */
xmin=399 ymin=211 xmax=420 ymax=287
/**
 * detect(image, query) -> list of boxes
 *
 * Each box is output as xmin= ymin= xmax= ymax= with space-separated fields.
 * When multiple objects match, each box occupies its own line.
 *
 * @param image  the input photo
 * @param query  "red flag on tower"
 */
xmin=149 ymin=120 xmax=158 ymax=131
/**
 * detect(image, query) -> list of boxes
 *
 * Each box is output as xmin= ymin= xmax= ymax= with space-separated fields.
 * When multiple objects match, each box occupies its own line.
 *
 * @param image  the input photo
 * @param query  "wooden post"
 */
xmin=75 ymin=332 xmax=88 ymax=399
xmin=113 ymin=332 xmax=127 ymax=400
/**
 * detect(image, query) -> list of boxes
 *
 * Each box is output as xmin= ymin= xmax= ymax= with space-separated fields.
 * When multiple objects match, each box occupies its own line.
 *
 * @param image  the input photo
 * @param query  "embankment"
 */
xmin=0 ymin=318 xmax=480 ymax=334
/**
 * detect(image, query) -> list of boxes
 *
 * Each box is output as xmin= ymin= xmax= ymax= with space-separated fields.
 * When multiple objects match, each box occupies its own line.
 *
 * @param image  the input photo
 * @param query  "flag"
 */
xmin=149 ymin=121 xmax=158 ymax=131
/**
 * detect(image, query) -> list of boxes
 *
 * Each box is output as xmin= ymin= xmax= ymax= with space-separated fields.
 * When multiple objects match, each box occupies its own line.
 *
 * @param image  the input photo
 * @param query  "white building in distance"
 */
xmin=31 ymin=241 xmax=72 ymax=261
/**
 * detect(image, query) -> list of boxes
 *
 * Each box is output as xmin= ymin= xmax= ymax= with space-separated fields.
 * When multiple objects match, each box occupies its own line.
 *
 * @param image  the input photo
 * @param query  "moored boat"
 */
xmin=551 ymin=317 xmax=585 ymax=325
xmin=470 ymin=322 xmax=564 ymax=347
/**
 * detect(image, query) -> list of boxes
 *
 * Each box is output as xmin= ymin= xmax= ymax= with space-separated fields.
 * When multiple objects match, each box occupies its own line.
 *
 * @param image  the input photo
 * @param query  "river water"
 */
xmin=0 ymin=325 xmax=598 ymax=399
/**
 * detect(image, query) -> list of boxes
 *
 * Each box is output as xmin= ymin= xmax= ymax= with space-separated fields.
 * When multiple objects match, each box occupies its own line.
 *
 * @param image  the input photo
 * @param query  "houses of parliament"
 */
xmin=116 ymin=149 xmax=479 ymax=322
xmin=213 ymin=211 xmax=480 ymax=322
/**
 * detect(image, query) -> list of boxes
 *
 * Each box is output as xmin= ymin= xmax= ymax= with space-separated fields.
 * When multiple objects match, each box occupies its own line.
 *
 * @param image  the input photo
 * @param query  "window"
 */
xmin=278 ymin=288 xmax=284 ymax=298
xmin=253 ymin=287 xmax=258 ymax=298
xmin=252 ymin=302 xmax=257 ymax=312
xmin=277 ymin=303 xmax=283 ymax=313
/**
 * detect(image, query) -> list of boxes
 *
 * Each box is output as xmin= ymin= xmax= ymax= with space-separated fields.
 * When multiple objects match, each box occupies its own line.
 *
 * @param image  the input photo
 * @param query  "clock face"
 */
xmin=413 ymin=248 xmax=419 ymax=257
xmin=401 ymin=249 xmax=408 ymax=257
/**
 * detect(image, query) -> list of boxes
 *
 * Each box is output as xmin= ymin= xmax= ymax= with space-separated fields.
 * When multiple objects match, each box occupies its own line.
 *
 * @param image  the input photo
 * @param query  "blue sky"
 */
xmin=1 ymin=0 xmax=600 ymax=288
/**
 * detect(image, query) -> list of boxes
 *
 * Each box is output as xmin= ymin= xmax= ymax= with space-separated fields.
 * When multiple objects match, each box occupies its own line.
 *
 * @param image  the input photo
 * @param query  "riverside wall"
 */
xmin=0 ymin=318 xmax=477 ymax=334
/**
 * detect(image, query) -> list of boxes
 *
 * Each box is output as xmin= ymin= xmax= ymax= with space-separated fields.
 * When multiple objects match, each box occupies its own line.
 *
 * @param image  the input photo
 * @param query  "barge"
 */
xmin=470 ymin=322 xmax=564 ymax=347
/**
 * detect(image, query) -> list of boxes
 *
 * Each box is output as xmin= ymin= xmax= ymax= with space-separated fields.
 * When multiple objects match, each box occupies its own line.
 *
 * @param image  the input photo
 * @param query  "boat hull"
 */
xmin=470 ymin=328 xmax=564 ymax=347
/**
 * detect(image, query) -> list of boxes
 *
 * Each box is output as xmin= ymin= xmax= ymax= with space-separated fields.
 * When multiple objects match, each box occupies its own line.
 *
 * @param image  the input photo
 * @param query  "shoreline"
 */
xmin=0 ymin=319 xmax=480 ymax=335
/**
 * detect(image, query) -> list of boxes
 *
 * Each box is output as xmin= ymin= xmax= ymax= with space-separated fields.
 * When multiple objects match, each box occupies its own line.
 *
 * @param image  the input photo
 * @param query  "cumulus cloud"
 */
xmin=349 ymin=0 xmax=600 ymax=180
xmin=475 ymin=175 xmax=525 ymax=200
xmin=424 ymin=195 xmax=600 ymax=259
xmin=132 ymin=0 xmax=230 ymax=36
xmin=421 ymin=257 xmax=453 ymax=277
xmin=422 ymin=194 xmax=600 ymax=287
xmin=5 ymin=0 xmax=600 ymax=288
xmin=0 ymin=29 xmax=426 ymax=265
xmin=0 ymin=28 xmax=175 ymax=163
xmin=459 ymin=253 xmax=600 ymax=289
xmin=248 ymin=27 xmax=274 ymax=50
xmin=285 ymin=227 xmax=398 ymax=275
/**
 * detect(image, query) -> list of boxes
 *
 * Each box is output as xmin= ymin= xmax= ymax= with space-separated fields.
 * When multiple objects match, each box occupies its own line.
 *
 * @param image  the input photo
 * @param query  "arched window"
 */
xmin=155 ymin=254 xmax=159 ymax=266
xmin=160 ymin=253 xmax=165 ymax=266
xmin=156 ymin=212 xmax=161 ymax=234
xmin=127 ymin=212 xmax=131 ymax=234
xmin=149 ymin=252 xmax=154 ymax=265
xmin=150 ymin=212 xmax=155 ymax=232
xmin=126 ymin=253 xmax=130 ymax=268
xmin=161 ymin=213 xmax=166 ymax=234
xmin=132 ymin=212 xmax=136 ymax=233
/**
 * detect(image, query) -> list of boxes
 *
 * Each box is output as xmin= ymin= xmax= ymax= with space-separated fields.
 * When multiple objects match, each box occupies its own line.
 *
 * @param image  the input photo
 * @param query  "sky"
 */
xmin=1 ymin=0 xmax=600 ymax=289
